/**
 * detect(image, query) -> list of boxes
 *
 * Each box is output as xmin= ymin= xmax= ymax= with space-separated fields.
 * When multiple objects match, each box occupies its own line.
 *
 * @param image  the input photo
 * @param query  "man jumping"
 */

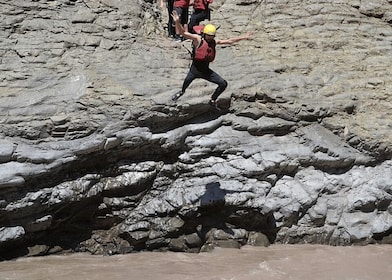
xmin=171 ymin=10 xmax=252 ymax=109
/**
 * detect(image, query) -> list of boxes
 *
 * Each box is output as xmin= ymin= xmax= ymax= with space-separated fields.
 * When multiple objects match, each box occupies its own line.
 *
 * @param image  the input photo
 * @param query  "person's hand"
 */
xmin=171 ymin=10 xmax=180 ymax=23
xmin=244 ymin=31 xmax=253 ymax=39
xmin=159 ymin=0 xmax=165 ymax=9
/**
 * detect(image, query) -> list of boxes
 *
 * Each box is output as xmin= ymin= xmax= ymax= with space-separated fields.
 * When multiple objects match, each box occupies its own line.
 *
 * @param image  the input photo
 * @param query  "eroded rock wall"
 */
xmin=1 ymin=0 xmax=392 ymax=260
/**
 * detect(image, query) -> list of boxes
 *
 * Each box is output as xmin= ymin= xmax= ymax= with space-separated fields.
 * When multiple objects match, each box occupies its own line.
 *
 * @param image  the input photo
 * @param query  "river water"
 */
xmin=1 ymin=244 xmax=391 ymax=280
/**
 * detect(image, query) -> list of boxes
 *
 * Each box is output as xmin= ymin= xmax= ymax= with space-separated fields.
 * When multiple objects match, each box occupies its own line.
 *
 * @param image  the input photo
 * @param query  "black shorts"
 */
xmin=174 ymin=6 xmax=189 ymax=25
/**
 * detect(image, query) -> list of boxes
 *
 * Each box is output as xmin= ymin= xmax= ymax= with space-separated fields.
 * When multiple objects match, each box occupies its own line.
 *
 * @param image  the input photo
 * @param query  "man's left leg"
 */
xmin=209 ymin=71 xmax=228 ymax=101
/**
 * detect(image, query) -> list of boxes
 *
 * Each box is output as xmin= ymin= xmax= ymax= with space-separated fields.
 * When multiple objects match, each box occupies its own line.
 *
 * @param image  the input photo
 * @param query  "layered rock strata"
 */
xmin=1 ymin=0 xmax=392 ymax=260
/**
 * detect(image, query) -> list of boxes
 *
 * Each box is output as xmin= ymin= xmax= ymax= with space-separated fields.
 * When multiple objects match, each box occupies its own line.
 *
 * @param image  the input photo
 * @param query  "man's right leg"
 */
xmin=167 ymin=0 xmax=175 ymax=37
xmin=172 ymin=67 xmax=197 ymax=101
xmin=173 ymin=7 xmax=183 ymax=41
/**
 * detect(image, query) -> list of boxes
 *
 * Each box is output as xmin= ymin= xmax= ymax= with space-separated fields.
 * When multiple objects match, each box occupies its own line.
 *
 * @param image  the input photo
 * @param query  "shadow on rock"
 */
xmin=200 ymin=182 xmax=227 ymax=207
xmin=178 ymin=181 xmax=278 ymax=251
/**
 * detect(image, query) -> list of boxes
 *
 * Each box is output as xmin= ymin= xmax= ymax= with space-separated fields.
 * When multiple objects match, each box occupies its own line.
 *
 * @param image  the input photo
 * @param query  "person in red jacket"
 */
xmin=171 ymin=10 xmax=252 ymax=109
xmin=188 ymin=0 xmax=212 ymax=34
xmin=173 ymin=0 xmax=192 ymax=41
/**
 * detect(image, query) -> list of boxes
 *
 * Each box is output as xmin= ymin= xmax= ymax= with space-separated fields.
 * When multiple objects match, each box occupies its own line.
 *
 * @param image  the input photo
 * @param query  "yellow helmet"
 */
xmin=203 ymin=24 xmax=216 ymax=36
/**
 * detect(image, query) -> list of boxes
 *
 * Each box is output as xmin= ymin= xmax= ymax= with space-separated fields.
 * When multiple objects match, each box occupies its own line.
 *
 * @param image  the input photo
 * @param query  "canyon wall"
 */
xmin=1 ymin=0 xmax=392 ymax=260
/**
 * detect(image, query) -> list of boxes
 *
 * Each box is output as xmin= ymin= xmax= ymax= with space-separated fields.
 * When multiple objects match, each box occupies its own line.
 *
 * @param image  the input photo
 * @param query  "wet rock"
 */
xmin=247 ymin=232 xmax=270 ymax=247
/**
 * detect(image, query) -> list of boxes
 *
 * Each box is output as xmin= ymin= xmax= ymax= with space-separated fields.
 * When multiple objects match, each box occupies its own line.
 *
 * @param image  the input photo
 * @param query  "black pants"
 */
xmin=167 ymin=0 xmax=175 ymax=37
xmin=188 ymin=9 xmax=210 ymax=34
xmin=182 ymin=63 xmax=228 ymax=100
xmin=173 ymin=7 xmax=189 ymax=25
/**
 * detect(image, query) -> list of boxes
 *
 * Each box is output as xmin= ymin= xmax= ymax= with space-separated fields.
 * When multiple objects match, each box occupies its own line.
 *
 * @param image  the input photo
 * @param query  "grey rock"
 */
xmin=247 ymin=232 xmax=270 ymax=247
xmin=24 ymin=215 xmax=53 ymax=233
xmin=0 ymin=226 xmax=25 ymax=243
xmin=0 ymin=0 xmax=392 ymax=259
xmin=0 ymin=139 xmax=15 ymax=163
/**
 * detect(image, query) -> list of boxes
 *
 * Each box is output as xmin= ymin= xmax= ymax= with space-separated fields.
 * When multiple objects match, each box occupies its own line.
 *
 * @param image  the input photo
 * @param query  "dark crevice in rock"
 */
xmin=0 ymin=196 xmax=100 ymax=260
xmin=373 ymin=228 xmax=392 ymax=244
xmin=2 ymin=0 xmax=392 ymax=261
xmin=139 ymin=107 xmax=227 ymax=134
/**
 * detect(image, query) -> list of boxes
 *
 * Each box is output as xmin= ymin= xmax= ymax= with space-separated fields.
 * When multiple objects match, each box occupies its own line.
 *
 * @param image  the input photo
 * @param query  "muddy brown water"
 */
xmin=1 ymin=245 xmax=391 ymax=280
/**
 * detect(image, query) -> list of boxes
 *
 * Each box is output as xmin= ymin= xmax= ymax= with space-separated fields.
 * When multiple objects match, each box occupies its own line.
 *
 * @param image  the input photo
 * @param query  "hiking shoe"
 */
xmin=209 ymin=99 xmax=221 ymax=111
xmin=172 ymin=91 xmax=183 ymax=102
xmin=173 ymin=35 xmax=182 ymax=42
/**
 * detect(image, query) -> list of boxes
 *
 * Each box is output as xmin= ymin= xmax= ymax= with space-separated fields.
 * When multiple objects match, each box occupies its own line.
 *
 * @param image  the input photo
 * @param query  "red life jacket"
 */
xmin=193 ymin=0 xmax=208 ymax=10
xmin=194 ymin=38 xmax=216 ymax=63
xmin=174 ymin=0 xmax=190 ymax=8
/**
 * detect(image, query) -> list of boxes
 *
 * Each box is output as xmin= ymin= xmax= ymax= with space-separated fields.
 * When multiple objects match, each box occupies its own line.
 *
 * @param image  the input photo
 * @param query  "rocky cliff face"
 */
xmin=1 ymin=0 xmax=392 ymax=260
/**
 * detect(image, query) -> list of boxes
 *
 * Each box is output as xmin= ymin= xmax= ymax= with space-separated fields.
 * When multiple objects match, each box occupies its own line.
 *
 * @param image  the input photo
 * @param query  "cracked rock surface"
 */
xmin=1 ymin=0 xmax=392 ymax=259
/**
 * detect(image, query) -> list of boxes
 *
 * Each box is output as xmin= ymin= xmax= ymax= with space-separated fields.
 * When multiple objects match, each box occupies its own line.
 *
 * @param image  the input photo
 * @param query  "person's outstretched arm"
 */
xmin=172 ymin=10 xmax=201 ymax=45
xmin=216 ymin=32 xmax=253 ymax=45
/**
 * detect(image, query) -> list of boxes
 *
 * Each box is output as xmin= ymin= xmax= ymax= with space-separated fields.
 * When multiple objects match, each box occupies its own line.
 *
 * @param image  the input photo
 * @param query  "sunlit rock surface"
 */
xmin=1 ymin=0 xmax=392 ymax=260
